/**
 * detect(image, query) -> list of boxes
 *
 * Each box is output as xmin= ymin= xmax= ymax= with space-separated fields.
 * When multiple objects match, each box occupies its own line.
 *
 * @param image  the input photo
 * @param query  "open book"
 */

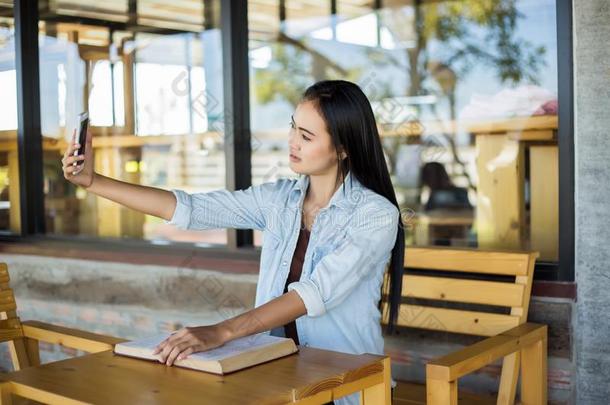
xmin=113 ymin=332 xmax=298 ymax=375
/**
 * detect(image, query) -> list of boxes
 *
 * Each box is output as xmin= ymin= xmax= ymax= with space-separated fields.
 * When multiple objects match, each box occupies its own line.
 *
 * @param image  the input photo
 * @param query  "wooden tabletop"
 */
xmin=4 ymin=346 xmax=389 ymax=404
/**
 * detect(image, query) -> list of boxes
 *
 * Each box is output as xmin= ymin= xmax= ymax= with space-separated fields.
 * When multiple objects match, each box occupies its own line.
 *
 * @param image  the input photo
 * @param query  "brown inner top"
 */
xmin=282 ymin=218 xmax=311 ymax=345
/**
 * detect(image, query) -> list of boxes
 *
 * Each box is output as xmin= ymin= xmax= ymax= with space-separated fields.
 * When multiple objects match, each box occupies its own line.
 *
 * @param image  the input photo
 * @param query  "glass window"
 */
xmin=248 ymin=0 xmax=559 ymax=261
xmin=40 ymin=0 xmax=228 ymax=245
xmin=0 ymin=14 xmax=17 ymax=234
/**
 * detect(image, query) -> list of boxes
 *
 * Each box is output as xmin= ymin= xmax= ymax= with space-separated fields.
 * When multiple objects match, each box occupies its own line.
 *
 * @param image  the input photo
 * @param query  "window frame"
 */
xmin=1 ymin=0 xmax=575 ymax=282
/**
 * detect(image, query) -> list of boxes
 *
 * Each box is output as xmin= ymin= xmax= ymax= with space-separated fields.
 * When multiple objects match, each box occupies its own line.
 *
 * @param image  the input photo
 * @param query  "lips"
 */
xmin=289 ymin=153 xmax=301 ymax=162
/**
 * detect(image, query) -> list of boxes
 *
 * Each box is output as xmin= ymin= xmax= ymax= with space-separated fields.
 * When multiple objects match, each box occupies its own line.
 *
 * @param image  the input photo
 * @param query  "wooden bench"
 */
xmin=381 ymin=246 xmax=547 ymax=405
xmin=0 ymin=262 xmax=127 ymax=372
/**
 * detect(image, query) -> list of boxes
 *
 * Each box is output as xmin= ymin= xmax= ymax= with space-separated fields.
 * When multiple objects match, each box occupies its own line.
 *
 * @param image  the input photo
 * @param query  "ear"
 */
xmin=338 ymin=146 xmax=348 ymax=161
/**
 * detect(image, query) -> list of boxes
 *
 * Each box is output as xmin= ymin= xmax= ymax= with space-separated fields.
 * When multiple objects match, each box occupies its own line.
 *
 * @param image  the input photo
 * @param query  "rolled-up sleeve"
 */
xmin=288 ymin=203 xmax=399 ymax=317
xmin=164 ymin=181 xmax=282 ymax=231
xmin=165 ymin=189 xmax=193 ymax=229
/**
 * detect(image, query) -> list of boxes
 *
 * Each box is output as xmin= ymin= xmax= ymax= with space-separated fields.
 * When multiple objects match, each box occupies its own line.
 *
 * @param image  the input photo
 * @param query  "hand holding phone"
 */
xmin=72 ymin=112 xmax=89 ymax=168
xmin=62 ymin=112 xmax=95 ymax=188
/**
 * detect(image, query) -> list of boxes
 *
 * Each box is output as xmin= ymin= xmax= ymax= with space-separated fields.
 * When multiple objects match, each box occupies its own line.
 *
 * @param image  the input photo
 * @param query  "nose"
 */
xmin=288 ymin=131 xmax=300 ymax=151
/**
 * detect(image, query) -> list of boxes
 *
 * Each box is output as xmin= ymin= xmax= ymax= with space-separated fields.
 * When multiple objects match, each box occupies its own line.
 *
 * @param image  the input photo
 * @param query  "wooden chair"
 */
xmin=0 ymin=262 xmax=126 ymax=402
xmin=382 ymin=246 xmax=547 ymax=405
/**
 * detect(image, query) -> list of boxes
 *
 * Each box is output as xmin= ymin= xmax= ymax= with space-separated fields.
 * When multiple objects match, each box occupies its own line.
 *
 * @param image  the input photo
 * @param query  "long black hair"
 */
xmin=301 ymin=80 xmax=405 ymax=335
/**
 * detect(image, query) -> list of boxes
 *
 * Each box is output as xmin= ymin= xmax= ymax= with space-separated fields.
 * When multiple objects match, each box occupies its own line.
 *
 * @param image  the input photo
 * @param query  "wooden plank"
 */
xmin=292 ymin=390 xmax=332 ymax=404
xmin=0 ymin=130 xmax=17 ymax=141
xmin=475 ymin=135 xmax=525 ymax=250
xmin=10 ymin=382 xmax=88 ymax=405
xmin=0 ymin=318 xmax=24 ymax=343
xmin=530 ymin=146 xmax=559 ymax=261
xmin=331 ymin=362 xmax=384 ymax=400
xmin=0 ymin=382 xmax=12 ymax=405
xmin=507 ymin=129 xmax=556 ymax=142
xmin=8 ymin=149 xmax=21 ymax=234
xmin=380 ymin=116 xmax=558 ymax=139
xmin=427 ymin=323 xmax=547 ymax=381
xmin=520 ymin=336 xmax=548 ymax=405
xmin=0 ymin=263 xmax=8 ymax=283
xmin=500 ymin=262 xmax=535 ymax=405
xmin=467 ymin=115 xmax=558 ymax=134
xmin=389 ymin=305 xmax=521 ymax=337
xmin=0 ymin=301 xmax=16 ymax=313
xmin=405 ymin=247 xmax=533 ymax=276
xmin=21 ymin=320 xmax=127 ymax=353
xmin=8 ymin=339 xmax=30 ymax=371
xmin=497 ymin=352 xmax=519 ymax=405
xmin=122 ymin=50 xmax=135 ymax=134
xmin=0 ymin=132 xmax=220 ymax=151
xmin=359 ymin=357 xmax=391 ymax=404
xmin=426 ymin=379 xmax=457 ymax=405
xmin=402 ymin=275 xmax=525 ymax=307
xmin=24 ymin=337 xmax=41 ymax=367
xmin=95 ymin=147 xmax=122 ymax=238
xmin=0 ymin=318 xmax=22 ymax=330
xmin=0 ymin=289 xmax=16 ymax=312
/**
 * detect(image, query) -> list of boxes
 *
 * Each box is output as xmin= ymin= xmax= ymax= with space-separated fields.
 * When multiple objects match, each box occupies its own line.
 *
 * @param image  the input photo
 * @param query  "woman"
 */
xmin=62 ymin=80 xmax=404 ymax=405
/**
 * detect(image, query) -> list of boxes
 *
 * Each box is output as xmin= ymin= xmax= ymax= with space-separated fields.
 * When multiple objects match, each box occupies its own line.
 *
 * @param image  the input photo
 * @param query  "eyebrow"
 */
xmin=291 ymin=115 xmax=316 ymax=137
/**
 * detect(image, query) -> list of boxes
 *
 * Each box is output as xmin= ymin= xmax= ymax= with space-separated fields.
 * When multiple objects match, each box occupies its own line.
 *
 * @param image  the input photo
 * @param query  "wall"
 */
xmin=0 ymin=254 xmax=258 ymax=367
xmin=573 ymin=0 xmax=610 ymax=403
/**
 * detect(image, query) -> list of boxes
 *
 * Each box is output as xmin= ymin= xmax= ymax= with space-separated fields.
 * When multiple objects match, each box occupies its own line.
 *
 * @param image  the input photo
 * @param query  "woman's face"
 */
xmin=288 ymin=100 xmax=342 ymax=176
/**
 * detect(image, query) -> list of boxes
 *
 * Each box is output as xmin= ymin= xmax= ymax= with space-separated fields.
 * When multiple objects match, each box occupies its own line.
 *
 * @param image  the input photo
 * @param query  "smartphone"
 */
xmin=72 ymin=112 xmax=89 ymax=167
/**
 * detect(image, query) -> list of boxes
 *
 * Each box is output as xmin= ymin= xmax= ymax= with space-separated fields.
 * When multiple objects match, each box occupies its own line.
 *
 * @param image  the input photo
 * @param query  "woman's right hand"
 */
xmin=62 ymin=127 xmax=95 ymax=188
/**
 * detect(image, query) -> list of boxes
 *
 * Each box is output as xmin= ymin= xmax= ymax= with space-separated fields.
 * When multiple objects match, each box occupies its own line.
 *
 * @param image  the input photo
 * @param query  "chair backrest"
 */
xmin=0 ymin=263 xmax=25 ymax=343
xmin=382 ymin=246 xmax=539 ymax=337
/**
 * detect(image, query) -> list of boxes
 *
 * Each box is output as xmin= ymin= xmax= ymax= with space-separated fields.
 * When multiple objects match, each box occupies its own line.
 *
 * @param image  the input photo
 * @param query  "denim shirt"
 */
xmin=166 ymin=171 xmax=399 ymax=405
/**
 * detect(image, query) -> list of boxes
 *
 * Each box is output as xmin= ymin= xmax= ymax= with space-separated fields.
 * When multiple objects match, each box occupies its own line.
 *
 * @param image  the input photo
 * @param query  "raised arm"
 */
xmin=62 ymin=128 xmax=177 ymax=220
xmin=62 ymin=128 xmax=278 ymax=230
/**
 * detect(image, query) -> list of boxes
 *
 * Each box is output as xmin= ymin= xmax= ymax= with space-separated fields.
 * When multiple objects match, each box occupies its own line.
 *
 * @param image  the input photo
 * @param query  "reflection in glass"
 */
xmin=38 ymin=1 xmax=228 ymax=245
xmin=0 ymin=15 xmax=17 ymax=233
xmin=248 ymin=0 xmax=558 ymax=259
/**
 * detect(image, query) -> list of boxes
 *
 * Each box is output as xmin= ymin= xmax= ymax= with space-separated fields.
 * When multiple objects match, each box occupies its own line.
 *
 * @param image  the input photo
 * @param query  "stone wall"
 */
xmin=573 ymin=0 xmax=610 ymax=403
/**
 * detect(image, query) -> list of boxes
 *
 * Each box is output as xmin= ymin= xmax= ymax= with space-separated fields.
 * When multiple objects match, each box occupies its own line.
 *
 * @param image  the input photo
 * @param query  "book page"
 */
xmin=116 ymin=332 xmax=290 ymax=361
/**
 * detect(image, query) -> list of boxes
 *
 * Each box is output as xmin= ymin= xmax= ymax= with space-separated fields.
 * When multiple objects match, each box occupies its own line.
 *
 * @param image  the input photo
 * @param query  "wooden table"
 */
xmin=470 ymin=115 xmax=558 ymax=261
xmin=0 ymin=346 xmax=391 ymax=404
xmin=411 ymin=209 xmax=474 ymax=246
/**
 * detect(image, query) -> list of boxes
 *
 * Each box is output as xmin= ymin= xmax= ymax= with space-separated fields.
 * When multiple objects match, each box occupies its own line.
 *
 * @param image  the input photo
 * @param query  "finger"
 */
xmin=159 ymin=342 xmax=175 ymax=364
xmin=159 ymin=337 xmax=181 ymax=363
xmin=66 ymin=141 xmax=81 ymax=160
xmin=64 ymin=165 xmax=80 ymax=175
xmin=166 ymin=343 xmax=189 ymax=366
xmin=157 ymin=332 xmax=176 ymax=350
xmin=153 ymin=334 xmax=173 ymax=354
xmin=70 ymin=130 xmax=80 ymax=156
xmin=66 ymin=163 xmax=85 ymax=176
xmin=153 ymin=338 xmax=169 ymax=355
xmin=177 ymin=347 xmax=194 ymax=361
xmin=72 ymin=142 xmax=81 ymax=157
xmin=64 ymin=155 xmax=85 ymax=166
xmin=63 ymin=129 xmax=77 ymax=160
xmin=154 ymin=330 xmax=181 ymax=355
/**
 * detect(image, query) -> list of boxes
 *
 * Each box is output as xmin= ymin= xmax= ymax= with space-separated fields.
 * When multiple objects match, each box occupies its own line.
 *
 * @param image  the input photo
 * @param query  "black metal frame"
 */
xmin=1 ymin=0 xmax=576 ymax=281
xmin=220 ymin=0 xmax=253 ymax=249
xmin=555 ymin=0 xmax=575 ymax=282
xmin=14 ymin=0 xmax=45 ymax=235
